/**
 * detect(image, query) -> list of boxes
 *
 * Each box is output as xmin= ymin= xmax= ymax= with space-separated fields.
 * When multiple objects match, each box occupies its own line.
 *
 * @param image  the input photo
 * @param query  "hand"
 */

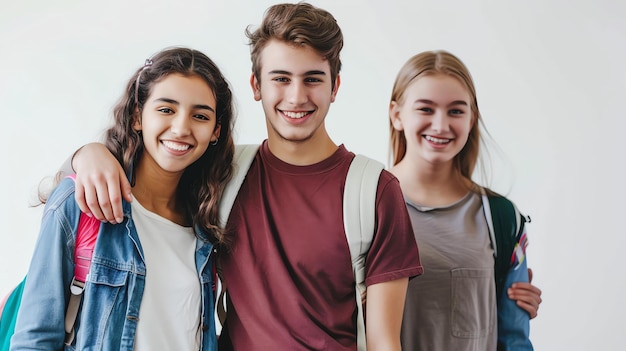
xmin=507 ymin=268 xmax=542 ymax=319
xmin=72 ymin=143 xmax=132 ymax=223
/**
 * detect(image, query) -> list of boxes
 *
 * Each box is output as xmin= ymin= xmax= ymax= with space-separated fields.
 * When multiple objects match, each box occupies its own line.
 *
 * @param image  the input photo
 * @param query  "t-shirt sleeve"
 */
xmin=365 ymin=171 xmax=423 ymax=287
xmin=58 ymin=153 xmax=75 ymax=177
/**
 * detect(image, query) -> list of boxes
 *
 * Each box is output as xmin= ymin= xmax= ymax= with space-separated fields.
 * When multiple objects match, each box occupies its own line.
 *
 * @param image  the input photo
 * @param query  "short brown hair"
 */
xmin=246 ymin=2 xmax=343 ymax=90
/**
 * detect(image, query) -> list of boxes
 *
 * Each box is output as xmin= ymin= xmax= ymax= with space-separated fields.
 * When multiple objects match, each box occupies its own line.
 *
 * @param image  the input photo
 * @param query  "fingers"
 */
xmin=74 ymin=178 xmax=91 ymax=216
xmin=74 ymin=171 xmax=125 ymax=223
xmin=508 ymin=282 xmax=543 ymax=319
xmin=120 ymin=173 xmax=133 ymax=203
xmin=515 ymin=299 xmax=538 ymax=319
xmin=528 ymin=268 xmax=534 ymax=283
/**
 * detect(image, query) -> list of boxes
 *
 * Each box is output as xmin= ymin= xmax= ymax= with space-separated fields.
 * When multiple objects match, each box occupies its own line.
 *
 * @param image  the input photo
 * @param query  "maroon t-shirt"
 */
xmin=219 ymin=141 xmax=422 ymax=350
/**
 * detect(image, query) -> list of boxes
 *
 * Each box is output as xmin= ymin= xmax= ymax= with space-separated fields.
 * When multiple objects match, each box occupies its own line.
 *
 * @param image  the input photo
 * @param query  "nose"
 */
xmin=431 ymin=110 xmax=450 ymax=134
xmin=287 ymin=81 xmax=308 ymax=105
xmin=170 ymin=113 xmax=191 ymax=136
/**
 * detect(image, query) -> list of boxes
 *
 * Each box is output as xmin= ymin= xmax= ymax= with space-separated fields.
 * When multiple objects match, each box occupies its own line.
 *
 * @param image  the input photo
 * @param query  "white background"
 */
xmin=1 ymin=1 xmax=624 ymax=349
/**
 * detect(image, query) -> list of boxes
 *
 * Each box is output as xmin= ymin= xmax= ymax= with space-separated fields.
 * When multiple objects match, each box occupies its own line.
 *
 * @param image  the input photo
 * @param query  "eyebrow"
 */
xmin=154 ymin=97 xmax=215 ymax=113
xmin=415 ymin=99 xmax=468 ymax=107
xmin=268 ymin=69 xmax=327 ymax=76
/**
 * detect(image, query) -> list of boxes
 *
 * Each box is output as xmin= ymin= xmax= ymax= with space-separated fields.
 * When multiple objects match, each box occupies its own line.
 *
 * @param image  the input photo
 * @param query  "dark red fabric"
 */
xmin=219 ymin=141 xmax=422 ymax=350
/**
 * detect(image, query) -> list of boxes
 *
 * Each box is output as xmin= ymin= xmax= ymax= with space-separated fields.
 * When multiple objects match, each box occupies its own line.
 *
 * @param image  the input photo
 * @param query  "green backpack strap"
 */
xmin=481 ymin=189 xmax=526 ymax=298
xmin=343 ymin=154 xmax=384 ymax=351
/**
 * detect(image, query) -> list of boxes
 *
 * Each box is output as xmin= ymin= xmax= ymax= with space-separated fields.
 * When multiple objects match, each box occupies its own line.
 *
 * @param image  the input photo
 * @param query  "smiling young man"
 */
xmin=66 ymin=3 xmax=423 ymax=350
xmin=213 ymin=5 xmax=422 ymax=349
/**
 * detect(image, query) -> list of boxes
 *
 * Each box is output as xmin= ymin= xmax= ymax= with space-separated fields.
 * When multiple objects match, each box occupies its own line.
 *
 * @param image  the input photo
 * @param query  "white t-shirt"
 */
xmin=131 ymin=199 xmax=201 ymax=351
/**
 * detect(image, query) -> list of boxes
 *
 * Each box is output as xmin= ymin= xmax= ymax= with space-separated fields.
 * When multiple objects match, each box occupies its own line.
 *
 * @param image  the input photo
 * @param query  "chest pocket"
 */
xmin=450 ymin=268 xmax=496 ymax=338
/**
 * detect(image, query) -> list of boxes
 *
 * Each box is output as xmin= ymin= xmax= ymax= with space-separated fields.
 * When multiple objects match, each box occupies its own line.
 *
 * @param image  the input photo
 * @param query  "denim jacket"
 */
xmin=497 ymin=256 xmax=533 ymax=350
xmin=10 ymin=178 xmax=217 ymax=350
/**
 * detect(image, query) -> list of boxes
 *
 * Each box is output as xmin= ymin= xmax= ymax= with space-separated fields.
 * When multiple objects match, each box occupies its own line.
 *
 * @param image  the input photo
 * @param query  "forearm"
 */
xmin=365 ymin=278 xmax=408 ymax=351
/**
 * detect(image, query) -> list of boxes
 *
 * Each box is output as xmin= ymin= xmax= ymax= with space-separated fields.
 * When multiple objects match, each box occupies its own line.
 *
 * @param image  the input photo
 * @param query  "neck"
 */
xmin=266 ymin=133 xmax=338 ymax=166
xmin=389 ymin=158 xmax=472 ymax=207
xmin=132 ymin=159 xmax=187 ymax=225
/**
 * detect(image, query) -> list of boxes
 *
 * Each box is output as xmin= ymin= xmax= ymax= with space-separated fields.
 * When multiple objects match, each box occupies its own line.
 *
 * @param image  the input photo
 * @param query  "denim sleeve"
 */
xmin=497 ymin=249 xmax=534 ymax=350
xmin=10 ymin=182 xmax=77 ymax=350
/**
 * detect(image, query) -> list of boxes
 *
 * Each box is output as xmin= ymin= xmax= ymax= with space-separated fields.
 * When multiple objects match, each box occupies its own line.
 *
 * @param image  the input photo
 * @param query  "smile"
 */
xmin=162 ymin=140 xmax=191 ymax=151
xmin=424 ymin=135 xmax=451 ymax=144
xmin=282 ymin=111 xmax=309 ymax=119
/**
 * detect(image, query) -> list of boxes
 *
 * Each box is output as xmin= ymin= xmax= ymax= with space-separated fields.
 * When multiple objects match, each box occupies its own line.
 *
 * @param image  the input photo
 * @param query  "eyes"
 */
xmin=416 ymin=106 xmax=467 ymax=117
xmin=271 ymin=76 xmax=323 ymax=84
xmin=157 ymin=107 xmax=213 ymax=121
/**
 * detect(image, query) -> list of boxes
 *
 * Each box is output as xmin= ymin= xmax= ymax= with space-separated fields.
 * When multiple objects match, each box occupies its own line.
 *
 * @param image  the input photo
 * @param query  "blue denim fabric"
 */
xmin=497 ymin=257 xmax=533 ymax=351
xmin=10 ymin=178 xmax=217 ymax=350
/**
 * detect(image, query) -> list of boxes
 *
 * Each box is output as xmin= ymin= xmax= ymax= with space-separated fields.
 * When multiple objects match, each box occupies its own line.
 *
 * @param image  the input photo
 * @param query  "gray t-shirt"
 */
xmin=401 ymin=191 xmax=497 ymax=351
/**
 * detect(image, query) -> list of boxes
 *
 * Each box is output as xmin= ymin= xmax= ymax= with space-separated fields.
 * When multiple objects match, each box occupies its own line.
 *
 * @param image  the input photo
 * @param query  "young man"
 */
xmin=69 ymin=3 xmax=423 ymax=350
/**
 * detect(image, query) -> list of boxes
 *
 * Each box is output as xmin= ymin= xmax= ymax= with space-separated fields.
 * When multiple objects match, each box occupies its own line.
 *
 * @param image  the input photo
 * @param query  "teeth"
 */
xmin=283 ymin=111 xmax=308 ymax=119
xmin=424 ymin=135 xmax=450 ymax=144
xmin=162 ymin=140 xmax=191 ymax=151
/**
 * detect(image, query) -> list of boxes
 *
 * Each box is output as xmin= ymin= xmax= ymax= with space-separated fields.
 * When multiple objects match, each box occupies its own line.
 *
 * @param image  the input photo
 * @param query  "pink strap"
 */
xmin=66 ymin=174 xmax=101 ymax=283
xmin=74 ymin=213 xmax=100 ymax=282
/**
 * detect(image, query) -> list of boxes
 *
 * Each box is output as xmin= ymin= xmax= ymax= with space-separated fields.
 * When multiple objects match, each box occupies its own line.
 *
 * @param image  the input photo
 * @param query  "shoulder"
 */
xmin=46 ymin=177 xmax=78 ymax=207
xmin=43 ymin=177 xmax=81 ymax=217
xmin=482 ymin=187 xmax=519 ymax=212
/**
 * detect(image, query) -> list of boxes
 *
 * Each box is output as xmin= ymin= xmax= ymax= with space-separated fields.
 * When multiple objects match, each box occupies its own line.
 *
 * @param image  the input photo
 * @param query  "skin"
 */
xmin=389 ymin=73 xmax=542 ymax=318
xmin=390 ymin=74 xmax=474 ymax=206
xmin=251 ymin=40 xmax=339 ymax=166
xmin=73 ymin=40 xmax=409 ymax=349
xmin=132 ymin=73 xmax=220 ymax=224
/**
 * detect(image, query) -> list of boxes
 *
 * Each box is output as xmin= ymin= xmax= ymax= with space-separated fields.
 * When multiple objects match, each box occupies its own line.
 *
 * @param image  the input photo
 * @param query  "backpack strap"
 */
xmin=218 ymin=144 xmax=261 ymax=228
xmin=216 ymin=144 xmax=261 ymax=328
xmin=481 ymin=188 xmax=527 ymax=298
xmin=343 ymin=154 xmax=384 ymax=351
xmin=64 ymin=175 xmax=102 ymax=345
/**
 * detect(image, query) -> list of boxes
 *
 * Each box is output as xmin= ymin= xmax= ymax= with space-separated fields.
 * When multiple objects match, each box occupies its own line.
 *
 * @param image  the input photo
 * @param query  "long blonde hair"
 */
xmin=389 ymin=50 xmax=485 ymax=183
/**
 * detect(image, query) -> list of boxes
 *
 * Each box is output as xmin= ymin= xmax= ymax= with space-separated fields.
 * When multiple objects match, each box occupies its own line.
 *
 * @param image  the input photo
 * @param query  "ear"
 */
xmin=250 ymin=73 xmax=261 ymax=101
xmin=212 ymin=123 xmax=222 ymax=142
xmin=389 ymin=101 xmax=404 ymax=131
xmin=330 ymin=74 xmax=341 ymax=103
xmin=132 ymin=111 xmax=142 ymax=131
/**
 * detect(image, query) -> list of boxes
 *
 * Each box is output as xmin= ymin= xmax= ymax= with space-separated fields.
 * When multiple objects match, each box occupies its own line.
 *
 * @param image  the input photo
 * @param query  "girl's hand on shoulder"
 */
xmin=73 ymin=143 xmax=132 ymax=224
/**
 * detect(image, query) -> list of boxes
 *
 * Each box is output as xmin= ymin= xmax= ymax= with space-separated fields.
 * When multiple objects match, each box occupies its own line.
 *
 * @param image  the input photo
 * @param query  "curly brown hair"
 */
xmin=107 ymin=47 xmax=235 ymax=244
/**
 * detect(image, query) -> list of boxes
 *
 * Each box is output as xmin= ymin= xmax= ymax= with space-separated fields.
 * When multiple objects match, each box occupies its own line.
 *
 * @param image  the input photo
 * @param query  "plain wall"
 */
xmin=1 ymin=0 xmax=624 ymax=349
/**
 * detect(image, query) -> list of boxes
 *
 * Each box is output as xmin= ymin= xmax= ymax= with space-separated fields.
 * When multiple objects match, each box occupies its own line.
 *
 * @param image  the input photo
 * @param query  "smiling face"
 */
xmin=390 ymin=73 xmax=474 ymax=169
xmin=134 ymin=73 xmax=220 ymax=176
xmin=250 ymin=40 xmax=339 ymax=145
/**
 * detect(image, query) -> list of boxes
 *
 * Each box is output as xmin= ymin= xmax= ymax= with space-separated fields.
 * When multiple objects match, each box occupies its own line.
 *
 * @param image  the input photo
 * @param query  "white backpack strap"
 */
xmin=480 ymin=187 xmax=498 ymax=258
xmin=219 ymin=144 xmax=260 ymax=227
xmin=216 ymin=144 xmax=260 ymax=330
xmin=343 ymin=154 xmax=384 ymax=351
